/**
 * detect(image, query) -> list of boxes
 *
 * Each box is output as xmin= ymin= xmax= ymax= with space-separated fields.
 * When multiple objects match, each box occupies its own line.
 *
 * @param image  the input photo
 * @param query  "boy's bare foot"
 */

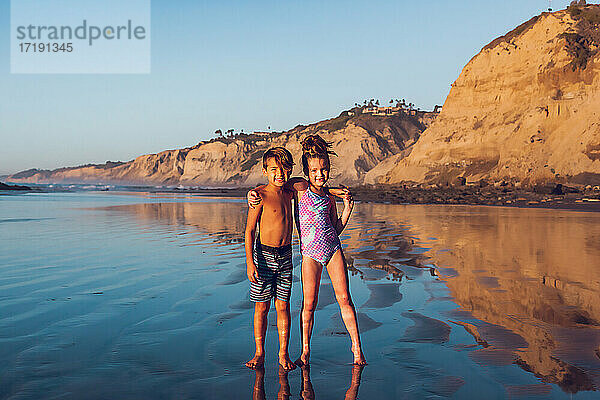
xmin=352 ymin=347 xmax=367 ymax=366
xmin=246 ymin=354 xmax=265 ymax=369
xmin=295 ymin=351 xmax=310 ymax=367
xmin=279 ymin=353 xmax=296 ymax=370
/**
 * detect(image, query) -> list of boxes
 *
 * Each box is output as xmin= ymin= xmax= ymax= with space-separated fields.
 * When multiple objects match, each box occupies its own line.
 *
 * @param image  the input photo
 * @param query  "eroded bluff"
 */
xmin=375 ymin=6 xmax=600 ymax=186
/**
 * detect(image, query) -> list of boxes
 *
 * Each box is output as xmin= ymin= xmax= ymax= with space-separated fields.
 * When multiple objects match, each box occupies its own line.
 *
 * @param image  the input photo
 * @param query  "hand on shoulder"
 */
xmin=286 ymin=177 xmax=309 ymax=193
xmin=247 ymin=185 xmax=266 ymax=209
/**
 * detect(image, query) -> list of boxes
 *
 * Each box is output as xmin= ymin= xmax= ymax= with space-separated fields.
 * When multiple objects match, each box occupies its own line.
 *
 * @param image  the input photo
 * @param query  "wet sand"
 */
xmin=1 ymin=192 xmax=599 ymax=399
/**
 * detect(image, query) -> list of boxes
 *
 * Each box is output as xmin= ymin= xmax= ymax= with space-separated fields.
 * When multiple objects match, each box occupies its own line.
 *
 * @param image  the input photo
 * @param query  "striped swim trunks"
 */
xmin=250 ymin=240 xmax=293 ymax=303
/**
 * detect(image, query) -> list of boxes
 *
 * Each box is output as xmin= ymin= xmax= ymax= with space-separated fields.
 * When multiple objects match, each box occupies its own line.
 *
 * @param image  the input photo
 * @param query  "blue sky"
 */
xmin=0 ymin=0 xmax=575 ymax=175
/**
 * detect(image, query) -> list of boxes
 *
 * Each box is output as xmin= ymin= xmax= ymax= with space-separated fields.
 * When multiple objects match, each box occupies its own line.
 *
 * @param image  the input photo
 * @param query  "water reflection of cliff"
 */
xmin=102 ymin=200 xmax=600 ymax=392
xmin=101 ymin=201 xmax=247 ymax=245
xmin=351 ymin=204 xmax=600 ymax=393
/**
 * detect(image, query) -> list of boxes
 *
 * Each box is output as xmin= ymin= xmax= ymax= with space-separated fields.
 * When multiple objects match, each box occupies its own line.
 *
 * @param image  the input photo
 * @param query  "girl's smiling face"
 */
xmin=307 ymin=157 xmax=330 ymax=188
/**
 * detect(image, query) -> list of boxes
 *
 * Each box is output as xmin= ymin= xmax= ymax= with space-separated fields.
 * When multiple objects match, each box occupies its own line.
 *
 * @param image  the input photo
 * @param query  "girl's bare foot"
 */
xmin=246 ymin=354 xmax=265 ymax=369
xmin=352 ymin=347 xmax=367 ymax=366
xmin=295 ymin=351 xmax=310 ymax=367
xmin=279 ymin=353 xmax=296 ymax=371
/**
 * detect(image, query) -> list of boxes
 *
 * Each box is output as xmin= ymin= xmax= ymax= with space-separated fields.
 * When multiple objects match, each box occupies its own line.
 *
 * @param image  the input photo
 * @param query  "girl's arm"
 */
xmin=330 ymin=192 xmax=354 ymax=235
xmin=247 ymin=185 xmax=266 ymax=209
xmin=326 ymin=184 xmax=352 ymax=201
xmin=248 ymin=178 xmax=309 ymax=208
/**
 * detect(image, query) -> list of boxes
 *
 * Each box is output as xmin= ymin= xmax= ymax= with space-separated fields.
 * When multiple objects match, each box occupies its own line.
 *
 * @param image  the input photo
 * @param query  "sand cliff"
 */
xmin=7 ymin=110 xmax=429 ymax=186
xmin=375 ymin=5 xmax=600 ymax=186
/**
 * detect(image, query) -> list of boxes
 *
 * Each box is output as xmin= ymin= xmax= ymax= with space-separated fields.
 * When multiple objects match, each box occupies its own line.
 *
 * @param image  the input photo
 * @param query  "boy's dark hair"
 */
xmin=263 ymin=147 xmax=294 ymax=171
xmin=301 ymin=135 xmax=337 ymax=175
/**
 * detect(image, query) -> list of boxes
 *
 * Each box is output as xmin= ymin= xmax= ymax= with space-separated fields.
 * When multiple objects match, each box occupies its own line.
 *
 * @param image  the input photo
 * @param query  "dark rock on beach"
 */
xmin=0 ymin=182 xmax=31 ymax=191
xmin=349 ymin=183 xmax=600 ymax=212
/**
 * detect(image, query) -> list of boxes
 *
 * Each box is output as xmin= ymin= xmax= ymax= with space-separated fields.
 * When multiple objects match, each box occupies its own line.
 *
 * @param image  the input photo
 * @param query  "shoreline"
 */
xmin=152 ymin=185 xmax=600 ymax=213
xmin=4 ymin=182 xmax=600 ymax=212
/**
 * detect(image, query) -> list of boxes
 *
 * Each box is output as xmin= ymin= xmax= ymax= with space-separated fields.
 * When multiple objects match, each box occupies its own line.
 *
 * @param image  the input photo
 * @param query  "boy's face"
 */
xmin=307 ymin=157 xmax=329 ymax=188
xmin=263 ymin=158 xmax=291 ymax=187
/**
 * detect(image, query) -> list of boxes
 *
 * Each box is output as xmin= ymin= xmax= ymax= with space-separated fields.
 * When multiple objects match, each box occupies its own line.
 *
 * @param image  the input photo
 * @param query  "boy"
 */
xmin=245 ymin=147 xmax=296 ymax=371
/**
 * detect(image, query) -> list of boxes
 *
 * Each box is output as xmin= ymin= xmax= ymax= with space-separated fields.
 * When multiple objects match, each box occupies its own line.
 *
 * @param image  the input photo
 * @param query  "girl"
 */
xmin=249 ymin=135 xmax=366 ymax=366
xmin=293 ymin=135 xmax=366 ymax=366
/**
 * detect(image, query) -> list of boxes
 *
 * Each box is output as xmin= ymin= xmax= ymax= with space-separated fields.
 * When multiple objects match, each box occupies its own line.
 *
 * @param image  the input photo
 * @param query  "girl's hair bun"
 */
xmin=301 ymin=135 xmax=336 ymax=157
xmin=300 ymin=134 xmax=336 ymax=176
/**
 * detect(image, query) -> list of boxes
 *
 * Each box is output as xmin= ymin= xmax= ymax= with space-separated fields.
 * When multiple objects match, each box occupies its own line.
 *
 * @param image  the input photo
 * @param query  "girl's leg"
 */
xmin=326 ymin=249 xmax=367 ymax=365
xmin=296 ymin=256 xmax=323 ymax=366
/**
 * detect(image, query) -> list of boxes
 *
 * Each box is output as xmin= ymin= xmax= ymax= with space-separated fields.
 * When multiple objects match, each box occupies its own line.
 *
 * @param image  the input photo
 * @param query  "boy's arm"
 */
xmin=245 ymin=200 xmax=263 ymax=283
xmin=330 ymin=193 xmax=353 ymax=235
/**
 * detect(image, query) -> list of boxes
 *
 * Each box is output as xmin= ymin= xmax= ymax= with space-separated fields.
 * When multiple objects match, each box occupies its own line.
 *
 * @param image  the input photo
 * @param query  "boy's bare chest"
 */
xmin=261 ymin=195 xmax=291 ymax=220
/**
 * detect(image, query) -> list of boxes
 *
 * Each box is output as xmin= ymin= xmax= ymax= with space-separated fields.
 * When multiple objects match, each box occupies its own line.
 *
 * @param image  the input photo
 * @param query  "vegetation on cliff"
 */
xmin=562 ymin=3 xmax=600 ymax=70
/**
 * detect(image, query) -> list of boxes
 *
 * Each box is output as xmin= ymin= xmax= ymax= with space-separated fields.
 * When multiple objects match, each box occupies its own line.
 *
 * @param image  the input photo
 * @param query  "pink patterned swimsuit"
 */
xmin=298 ymin=188 xmax=341 ymax=266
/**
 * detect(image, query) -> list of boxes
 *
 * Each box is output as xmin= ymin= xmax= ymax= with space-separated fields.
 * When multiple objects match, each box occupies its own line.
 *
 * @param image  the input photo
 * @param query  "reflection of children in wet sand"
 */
xmin=245 ymin=147 xmax=297 ymax=371
xmin=251 ymin=364 xmax=363 ymax=400
xmin=299 ymin=365 xmax=364 ymax=400
xmin=249 ymin=135 xmax=366 ymax=366
xmin=251 ymin=366 xmax=291 ymax=400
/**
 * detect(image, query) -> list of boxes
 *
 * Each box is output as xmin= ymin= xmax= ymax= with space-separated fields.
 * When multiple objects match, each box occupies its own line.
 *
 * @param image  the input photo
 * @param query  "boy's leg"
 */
xmin=248 ymin=244 xmax=276 ymax=369
xmin=326 ymin=249 xmax=366 ymax=365
xmin=274 ymin=299 xmax=295 ymax=370
xmin=273 ymin=245 xmax=295 ymax=370
xmin=246 ymin=301 xmax=270 ymax=369
xmin=296 ymin=256 xmax=323 ymax=366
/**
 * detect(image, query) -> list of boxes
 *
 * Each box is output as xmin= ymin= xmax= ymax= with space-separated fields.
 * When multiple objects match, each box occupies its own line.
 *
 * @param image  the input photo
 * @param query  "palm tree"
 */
xmin=375 ymin=100 xmax=380 ymax=106
xmin=215 ymin=129 xmax=222 ymax=137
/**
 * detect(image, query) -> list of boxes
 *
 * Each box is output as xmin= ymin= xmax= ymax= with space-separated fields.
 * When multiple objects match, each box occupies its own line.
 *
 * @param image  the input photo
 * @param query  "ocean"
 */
xmin=1 ymin=191 xmax=599 ymax=399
